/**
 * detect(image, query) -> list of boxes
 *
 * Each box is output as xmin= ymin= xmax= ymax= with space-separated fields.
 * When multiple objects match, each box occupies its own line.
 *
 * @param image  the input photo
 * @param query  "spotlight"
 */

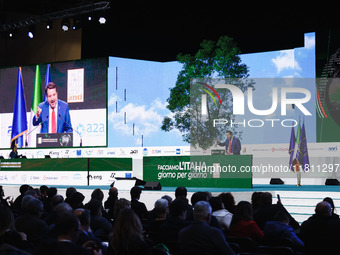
xmin=8 ymin=31 xmax=16 ymax=38
xmin=61 ymin=18 xmax=70 ymax=31
xmin=98 ymin=17 xmax=106 ymax=24
xmin=72 ymin=17 xmax=81 ymax=30
xmin=46 ymin=20 xmax=53 ymax=30
xmin=88 ymin=15 xmax=92 ymax=21
xmin=28 ymin=26 xmax=35 ymax=39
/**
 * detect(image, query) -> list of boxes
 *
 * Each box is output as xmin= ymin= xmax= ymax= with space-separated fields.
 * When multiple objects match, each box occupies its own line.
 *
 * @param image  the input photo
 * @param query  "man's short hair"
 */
xmin=130 ymin=186 xmax=142 ymax=199
xmin=45 ymin=82 xmax=57 ymax=95
xmin=193 ymin=201 xmax=212 ymax=221
xmin=226 ymin=130 xmax=233 ymax=135
xmin=175 ymin=186 xmax=187 ymax=198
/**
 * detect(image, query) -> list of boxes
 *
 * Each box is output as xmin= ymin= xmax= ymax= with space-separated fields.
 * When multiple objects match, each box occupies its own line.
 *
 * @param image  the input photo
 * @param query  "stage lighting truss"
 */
xmin=0 ymin=1 xmax=110 ymax=32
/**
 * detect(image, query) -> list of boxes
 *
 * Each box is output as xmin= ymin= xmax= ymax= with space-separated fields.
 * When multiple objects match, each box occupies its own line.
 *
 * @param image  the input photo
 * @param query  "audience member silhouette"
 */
xmin=300 ymin=201 xmax=340 ymax=255
xmin=84 ymin=199 xmax=112 ymax=241
xmin=178 ymin=201 xmax=235 ymax=255
xmin=229 ymin=201 xmax=263 ymax=242
xmin=64 ymin=187 xmax=77 ymax=205
xmin=104 ymin=187 xmax=118 ymax=220
xmin=108 ymin=208 xmax=152 ymax=255
xmin=68 ymin=191 xmax=85 ymax=210
xmin=15 ymin=196 xmax=49 ymax=246
xmin=264 ymin=210 xmax=303 ymax=252
xmin=323 ymin=196 xmax=339 ymax=218
xmin=210 ymin=196 xmax=233 ymax=233
xmin=218 ymin=192 xmax=236 ymax=214
xmin=130 ymin=186 xmax=148 ymax=220
xmin=159 ymin=198 xmax=189 ymax=254
xmin=253 ymin=192 xmax=299 ymax=230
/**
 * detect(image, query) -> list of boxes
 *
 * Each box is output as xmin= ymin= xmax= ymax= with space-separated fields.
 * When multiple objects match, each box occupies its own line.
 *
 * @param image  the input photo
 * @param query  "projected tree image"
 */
xmin=161 ymin=36 xmax=252 ymax=149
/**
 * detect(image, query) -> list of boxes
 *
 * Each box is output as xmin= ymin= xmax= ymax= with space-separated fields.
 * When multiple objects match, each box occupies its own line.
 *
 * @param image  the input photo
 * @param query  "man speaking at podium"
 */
xmin=32 ymin=82 xmax=73 ymax=133
xmin=216 ymin=130 xmax=241 ymax=155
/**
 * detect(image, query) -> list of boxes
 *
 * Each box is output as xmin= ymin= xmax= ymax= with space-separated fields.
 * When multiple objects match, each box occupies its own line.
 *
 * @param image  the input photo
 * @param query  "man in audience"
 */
xmin=84 ymin=199 xmax=112 ymax=242
xmin=12 ymin=184 xmax=32 ymax=215
xmin=179 ymin=201 xmax=235 ymax=255
xmin=54 ymin=212 xmax=94 ymax=255
xmin=300 ymin=201 xmax=340 ymax=254
xmin=264 ymin=211 xmax=303 ymax=252
xmin=15 ymin=195 xmax=49 ymax=246
xmin=130 ymin=186 xmax=148 ymax=220
xmin=159 ymin=198 xmax=190 ymax=254
xmin=104 ymin=187 xmax=118 ymax=220
xmin=253 ymin=192 xmax=299 ymax=230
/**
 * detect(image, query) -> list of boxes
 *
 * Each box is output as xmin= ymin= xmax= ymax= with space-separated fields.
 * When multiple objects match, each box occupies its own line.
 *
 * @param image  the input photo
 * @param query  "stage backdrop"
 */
xmin=143 ymin=155 xmax=252 ymax=188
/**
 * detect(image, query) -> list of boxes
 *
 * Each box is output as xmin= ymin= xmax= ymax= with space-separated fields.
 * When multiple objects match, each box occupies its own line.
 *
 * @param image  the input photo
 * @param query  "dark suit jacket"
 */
xmin=15 ymin=214 xmax=49 ymax=244
xmin=56 ymin=241 xmax=91 ymax=255
xmin=300 ymin=214 xmax=340 ymax=255
xmin=179 ymin=221 xmax=235 ymax=255
xmin=131 ymin=199 xmax=148 ymax=220
xmin=32 ymin=99 xmax=72 ymax=133
xmin=218 ymin=137 xmax=241 ymax=155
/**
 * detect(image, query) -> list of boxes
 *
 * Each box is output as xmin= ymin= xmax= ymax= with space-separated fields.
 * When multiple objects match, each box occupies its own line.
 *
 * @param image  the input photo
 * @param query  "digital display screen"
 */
xmin=0 ymin=58 xmax=107 ymax=148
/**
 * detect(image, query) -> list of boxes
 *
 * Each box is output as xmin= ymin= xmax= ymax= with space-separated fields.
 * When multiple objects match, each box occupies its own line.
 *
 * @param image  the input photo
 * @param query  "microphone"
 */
xmin=26 ymin=115 xmax=49 ymax=147
xmin=58 ymin=114 xmax=82 ymax=147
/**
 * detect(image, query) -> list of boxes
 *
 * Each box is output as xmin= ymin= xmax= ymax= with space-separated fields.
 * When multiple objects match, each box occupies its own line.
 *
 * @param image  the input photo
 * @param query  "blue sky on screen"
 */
xmin=108 ymin=32 xmax=316 ymax=147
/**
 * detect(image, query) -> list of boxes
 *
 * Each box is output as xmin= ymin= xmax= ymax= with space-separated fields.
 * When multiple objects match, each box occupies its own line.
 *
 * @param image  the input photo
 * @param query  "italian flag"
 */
xmin=27 ymin=65 xmax=42 ymax=147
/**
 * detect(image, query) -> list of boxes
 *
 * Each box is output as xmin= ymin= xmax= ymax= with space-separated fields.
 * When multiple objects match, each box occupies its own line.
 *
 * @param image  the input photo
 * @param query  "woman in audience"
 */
xmin=210 ymin=196 xmax=233 ymax=233
xmin=108 ymin=208 xmax=152 ymax=255
xmin=229 ymin=201 xmax=263 ymax=242
xmin=218 ymin=192 xmax=236 ymax=214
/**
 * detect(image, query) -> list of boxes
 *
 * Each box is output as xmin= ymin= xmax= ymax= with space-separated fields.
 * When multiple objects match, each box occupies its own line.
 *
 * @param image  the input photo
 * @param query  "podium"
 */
xmin=36 ymin=133 xmax=73 ymax=147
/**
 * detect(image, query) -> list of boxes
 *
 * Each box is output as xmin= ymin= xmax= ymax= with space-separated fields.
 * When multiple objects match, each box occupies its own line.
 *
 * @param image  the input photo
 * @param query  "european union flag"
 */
xmin=296 ymin=122 xmax=310 ymax=171
xmin=288 ymin=124 xmax=295 ymax=171
xmin=44 ymin=64 xmax=51 ymax=101
xmin=11 ymin=67 xmax=28 ymax=148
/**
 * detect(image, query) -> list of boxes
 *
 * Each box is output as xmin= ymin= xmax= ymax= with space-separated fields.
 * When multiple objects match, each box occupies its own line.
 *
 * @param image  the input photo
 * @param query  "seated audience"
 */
xmin=253 ymin=192 xmax=299 ymax=230
xmin=0 ymin=185 xmax=12 ymax=207
xmin=179 ymin=201 xmax=235 ymax=255
xmin=104 ymin=187 xmax=118 ymax=220
xmin=130 ymin=186 xmax=148 ymax=220
xmin=147 ymin=198 xmax=169 ymax=244
xmin=64 ymin=187 xmax=77 ymax=205
xmin=229 ymin=201 xmax=263 ymax=243
xmin=74 ymin=208 xmax=104 ymax=252
xmin=210 ymin=196 xmax=233 ymax=232
xmin=67 ymin=191 xmax=85 ymax=210
xmin=189 ymin=191 xmax=221 ymax=229
xmin=218 ymin=192 xmax=236 ymax=214
xmin=84 ymin=199 xmax=113 ymax=241
xmin=12 ymin=184 xmax=32 ymax=215
xmin=0 ymin=205 xmax=33 ymax=253
xmin=108 ymin=208 xmax=152 ymax=255
xmin=300 ymin=201 xmax=340 ymax=254
xmin=323 ymin=197 xmax=339 ymax=218
xmin=264 ymin=211 xmax=303 ymax=252
xmin=51 ymin=212 xmax=94 ymax=255
xmin=159 ymin=198 xmax=189 ymax=254
xmin=15 ymin=195 xmax=49 ymax=246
